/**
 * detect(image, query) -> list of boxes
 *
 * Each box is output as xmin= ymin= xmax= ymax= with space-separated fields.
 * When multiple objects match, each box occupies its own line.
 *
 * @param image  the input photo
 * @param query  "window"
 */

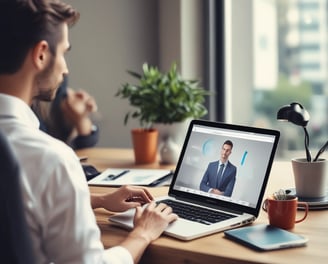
xmin=225 ymin=0 xmax=328 ymax=160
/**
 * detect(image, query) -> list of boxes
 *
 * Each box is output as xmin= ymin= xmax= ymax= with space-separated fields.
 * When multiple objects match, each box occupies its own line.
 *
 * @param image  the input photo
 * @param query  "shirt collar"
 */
xmin=0 ymin=93 xmax=40 ymax=129
xmin=219 ymin=160 xmax=227 ymax=167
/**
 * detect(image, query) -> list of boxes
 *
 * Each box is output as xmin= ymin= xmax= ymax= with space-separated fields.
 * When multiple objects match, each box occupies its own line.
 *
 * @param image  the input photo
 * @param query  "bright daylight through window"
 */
xmin=237 ymin=0 xmax=328 ymax=160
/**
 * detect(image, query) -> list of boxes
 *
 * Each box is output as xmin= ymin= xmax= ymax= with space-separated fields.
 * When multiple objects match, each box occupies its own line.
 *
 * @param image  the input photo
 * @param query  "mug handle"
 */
xmin=262 ymin=199 xmax=268 ymax=212
xmin=295 ymin=202 xmax=309 ymax=223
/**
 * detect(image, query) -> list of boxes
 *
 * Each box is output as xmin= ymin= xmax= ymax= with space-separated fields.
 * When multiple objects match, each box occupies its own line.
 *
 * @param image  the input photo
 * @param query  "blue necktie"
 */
xmin=216 ymin=163 xmax=224 ymax=188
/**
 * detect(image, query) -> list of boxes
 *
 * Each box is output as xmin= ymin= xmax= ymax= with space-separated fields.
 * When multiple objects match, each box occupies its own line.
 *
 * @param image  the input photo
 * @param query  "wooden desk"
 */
xmin=77 ymin=148 xmax=328 ymax=264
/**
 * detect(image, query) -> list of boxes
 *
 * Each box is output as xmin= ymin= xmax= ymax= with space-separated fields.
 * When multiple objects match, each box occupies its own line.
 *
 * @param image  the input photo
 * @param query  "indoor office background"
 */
xmin=65 ymin=0 xmax=328 ymax=161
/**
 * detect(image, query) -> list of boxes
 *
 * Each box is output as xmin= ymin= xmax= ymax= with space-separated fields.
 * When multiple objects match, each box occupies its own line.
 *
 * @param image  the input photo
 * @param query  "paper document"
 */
xmin=88 ymin=168 xmax=173 ymax=186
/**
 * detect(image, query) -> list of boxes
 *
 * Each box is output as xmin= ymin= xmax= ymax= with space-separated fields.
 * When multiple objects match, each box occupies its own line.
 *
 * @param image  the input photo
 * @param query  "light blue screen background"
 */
xmin=174 ymin=131 xmax=275 ymax=207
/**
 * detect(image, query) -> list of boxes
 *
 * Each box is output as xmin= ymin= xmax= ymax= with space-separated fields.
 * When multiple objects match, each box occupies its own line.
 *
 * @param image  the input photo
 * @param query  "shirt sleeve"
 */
xmin=104 ymin=247 xmax=134 ymax=264
xmin=71 ymin=125 xmax=100 ymax=149
xmin=37 ymin=146 xmax=130 ymax=264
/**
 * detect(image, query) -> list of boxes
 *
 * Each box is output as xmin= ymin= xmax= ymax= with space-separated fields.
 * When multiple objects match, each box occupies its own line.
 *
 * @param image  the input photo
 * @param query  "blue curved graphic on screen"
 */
xmin=241 ymin=150 xmax=248 ymax=166
xmin=202 ymin=139 xmax=216 ymax=156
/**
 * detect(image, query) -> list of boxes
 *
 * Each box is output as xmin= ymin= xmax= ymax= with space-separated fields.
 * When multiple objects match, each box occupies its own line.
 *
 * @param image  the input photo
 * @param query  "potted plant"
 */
xmin=116 ymin=62 xmax=208 ymax=164
xmin=277 ymin=102 xmax=328 ymax=198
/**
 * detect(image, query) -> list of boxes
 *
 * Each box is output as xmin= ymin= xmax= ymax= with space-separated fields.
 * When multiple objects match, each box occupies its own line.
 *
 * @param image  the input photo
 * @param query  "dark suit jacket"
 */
xmin=199 ymin=160 xmax=237 ymax=197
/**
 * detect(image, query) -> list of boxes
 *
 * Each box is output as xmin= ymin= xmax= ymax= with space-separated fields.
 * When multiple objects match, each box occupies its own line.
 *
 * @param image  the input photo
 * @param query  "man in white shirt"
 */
xmin=0 ymin=1 xmax=177 ymax=263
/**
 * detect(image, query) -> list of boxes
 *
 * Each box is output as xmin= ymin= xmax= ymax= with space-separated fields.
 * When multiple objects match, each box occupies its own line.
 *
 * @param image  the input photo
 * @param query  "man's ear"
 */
xmin=32 ymin=40 xmax=50 ymax=70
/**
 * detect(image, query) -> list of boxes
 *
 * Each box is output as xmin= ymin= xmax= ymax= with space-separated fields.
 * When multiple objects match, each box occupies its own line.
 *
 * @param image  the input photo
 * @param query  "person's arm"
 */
xmin=58 ymin=88 xmax=99 ymax=148
xmin=91 ymin=185 xmax=154 ymax=212
xmin=41 ymin=147 xmax=108 ymax=263
xmin=46 ymin=79 xmax=99 ymax=149
xmin=71 ymin=124 xmax=99 ymax=149
xmin=91 ymin=185 xmax=178 ymax=263
xmin=200 ymin=165 xmax=211 ymax=192
xmin=120 ymin=202 xmax=178 ymax=263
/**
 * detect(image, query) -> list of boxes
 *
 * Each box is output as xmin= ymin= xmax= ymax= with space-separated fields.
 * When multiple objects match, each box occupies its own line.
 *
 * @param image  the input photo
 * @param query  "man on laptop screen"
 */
xmin=110 ymin=120 xmax=280 ymax=240
xmin=200 ymin=139 xmax=237 ymax=197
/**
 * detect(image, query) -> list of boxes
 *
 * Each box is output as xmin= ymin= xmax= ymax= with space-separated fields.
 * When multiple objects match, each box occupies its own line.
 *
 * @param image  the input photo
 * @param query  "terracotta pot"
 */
xmin=131 ymin=128 xmax=158 ymax=164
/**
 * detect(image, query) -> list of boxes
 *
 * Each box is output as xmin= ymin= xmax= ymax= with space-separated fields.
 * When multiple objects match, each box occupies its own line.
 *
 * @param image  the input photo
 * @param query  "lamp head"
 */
xmin=277 ymin=102 xmax=310 ymax=127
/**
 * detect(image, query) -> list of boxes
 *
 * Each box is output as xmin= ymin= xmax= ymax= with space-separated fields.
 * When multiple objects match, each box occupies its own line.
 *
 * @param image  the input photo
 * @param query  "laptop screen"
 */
xmin=169 ymin=120 xmax=280 ymax=216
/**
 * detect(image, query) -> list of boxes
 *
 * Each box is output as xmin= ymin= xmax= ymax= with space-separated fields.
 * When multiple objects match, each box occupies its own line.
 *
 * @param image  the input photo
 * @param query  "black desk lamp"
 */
xmin=277 ymin=102 xmax=312 ymax=162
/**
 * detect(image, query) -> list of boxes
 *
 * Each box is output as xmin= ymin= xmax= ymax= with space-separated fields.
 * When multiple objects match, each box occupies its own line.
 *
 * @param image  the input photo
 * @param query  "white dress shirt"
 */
xmin=0 ymin=94 xmax=133 ymax=264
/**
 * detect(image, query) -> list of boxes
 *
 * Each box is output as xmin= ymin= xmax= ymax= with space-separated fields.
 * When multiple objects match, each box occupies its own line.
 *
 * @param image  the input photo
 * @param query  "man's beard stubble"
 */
xmin=33 ymin=56 xmax=63 ymax=102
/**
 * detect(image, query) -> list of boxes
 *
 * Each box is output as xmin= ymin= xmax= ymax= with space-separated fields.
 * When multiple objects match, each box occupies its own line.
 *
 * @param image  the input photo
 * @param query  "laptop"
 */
xmin=109 ymin=119 xmax=280 ymax=240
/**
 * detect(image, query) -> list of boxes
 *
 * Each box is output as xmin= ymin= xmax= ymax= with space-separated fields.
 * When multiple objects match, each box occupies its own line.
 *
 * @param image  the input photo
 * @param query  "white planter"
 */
xmin=153 ymin=119 xmax=191 ymax=164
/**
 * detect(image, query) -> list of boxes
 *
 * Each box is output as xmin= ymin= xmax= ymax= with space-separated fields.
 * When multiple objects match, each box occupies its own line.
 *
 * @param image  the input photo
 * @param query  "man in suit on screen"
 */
xmin=200 ymin=140 xmax=237 ymax=197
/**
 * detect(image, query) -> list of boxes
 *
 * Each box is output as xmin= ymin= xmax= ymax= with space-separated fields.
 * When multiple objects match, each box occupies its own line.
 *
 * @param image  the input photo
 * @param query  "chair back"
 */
xmin=0 ymin=131 xmax=35 ymax=263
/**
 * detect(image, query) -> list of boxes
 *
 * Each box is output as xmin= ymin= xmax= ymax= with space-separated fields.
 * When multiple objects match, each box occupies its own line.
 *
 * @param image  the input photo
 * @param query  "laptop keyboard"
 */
xmin=160 ymin=199 xmax=235 ymax=225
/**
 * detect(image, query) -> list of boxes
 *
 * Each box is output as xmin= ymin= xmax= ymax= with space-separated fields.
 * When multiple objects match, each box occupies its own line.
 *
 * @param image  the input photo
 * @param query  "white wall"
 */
xmin=65 ymin=0 xmax=205 ymax=148
xmin=64 ymin=0 xmax=158 ymax=148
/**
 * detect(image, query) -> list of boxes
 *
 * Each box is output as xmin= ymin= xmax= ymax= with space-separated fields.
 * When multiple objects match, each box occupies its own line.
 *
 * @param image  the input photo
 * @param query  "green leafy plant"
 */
xmin=116 ymin=62 xmax=208 ymax=129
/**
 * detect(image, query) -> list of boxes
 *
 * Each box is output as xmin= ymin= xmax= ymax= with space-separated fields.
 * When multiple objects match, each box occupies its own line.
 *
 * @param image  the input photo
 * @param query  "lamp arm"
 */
xmin=313 ymin=140 xmax=328 ymax=162
xmin=303 ymin=127 xmax=312 ymax=162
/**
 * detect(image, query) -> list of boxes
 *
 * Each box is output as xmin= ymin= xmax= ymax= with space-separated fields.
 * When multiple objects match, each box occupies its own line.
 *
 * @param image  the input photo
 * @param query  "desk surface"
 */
xmin=77 ymin=148 xmax=328 ymax=264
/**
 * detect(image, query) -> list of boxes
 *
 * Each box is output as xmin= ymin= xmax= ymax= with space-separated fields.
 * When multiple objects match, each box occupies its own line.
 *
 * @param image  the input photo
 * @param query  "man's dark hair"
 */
xmin=0 ymin=0 xmax=80 ymax=74
xmin=223 ymin=140 xmax=233 ymax=149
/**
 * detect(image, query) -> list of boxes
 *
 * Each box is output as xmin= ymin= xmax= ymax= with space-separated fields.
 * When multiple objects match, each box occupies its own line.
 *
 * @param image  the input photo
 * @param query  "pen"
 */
xmin=149 ymin=170 xmax=174 ymax=186
xmin=105 ymin=170 xmax=130 ymax=181
xmin=79 ymin=156 xmax=88 ymax=162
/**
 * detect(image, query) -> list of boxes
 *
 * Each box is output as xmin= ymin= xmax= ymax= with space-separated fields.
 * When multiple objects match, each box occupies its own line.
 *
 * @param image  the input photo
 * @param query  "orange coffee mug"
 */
xmin=262 ymin=195 xmax=308 ymax=230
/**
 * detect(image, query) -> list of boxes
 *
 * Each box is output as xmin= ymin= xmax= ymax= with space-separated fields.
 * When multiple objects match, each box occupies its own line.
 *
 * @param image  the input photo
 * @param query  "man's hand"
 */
xmin=61 ymin=88 xmax=97 ymax=135
xmin=91 ymin=185 xmax=154 ymax=212
xmin=132 ymin=201 xmax=178 ymax=243
xmin=118 ymin=201 xmax=177 ymax=263
xmin=210 ymin=188 xmax=224 ymax=195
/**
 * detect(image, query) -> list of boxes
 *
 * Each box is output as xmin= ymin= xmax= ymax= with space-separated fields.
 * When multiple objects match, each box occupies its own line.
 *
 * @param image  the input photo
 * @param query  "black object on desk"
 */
xmin=82 ymin=164 xmax=100 ymax=181
xmin=148 ymin=172 xmax=173 ymax=186
xmin=105 ymin=170 xmax=130 ymax=181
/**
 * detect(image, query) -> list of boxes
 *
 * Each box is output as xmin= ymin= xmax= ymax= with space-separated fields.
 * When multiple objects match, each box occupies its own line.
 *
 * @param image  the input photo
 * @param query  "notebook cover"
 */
xmin=224 ymin=224 xmax=308 ymax=251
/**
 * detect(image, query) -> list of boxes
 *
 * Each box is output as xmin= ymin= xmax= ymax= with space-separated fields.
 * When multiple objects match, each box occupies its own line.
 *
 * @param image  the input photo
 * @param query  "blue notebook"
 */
xmin=224 ymin=224 xmax=308 ymax=251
